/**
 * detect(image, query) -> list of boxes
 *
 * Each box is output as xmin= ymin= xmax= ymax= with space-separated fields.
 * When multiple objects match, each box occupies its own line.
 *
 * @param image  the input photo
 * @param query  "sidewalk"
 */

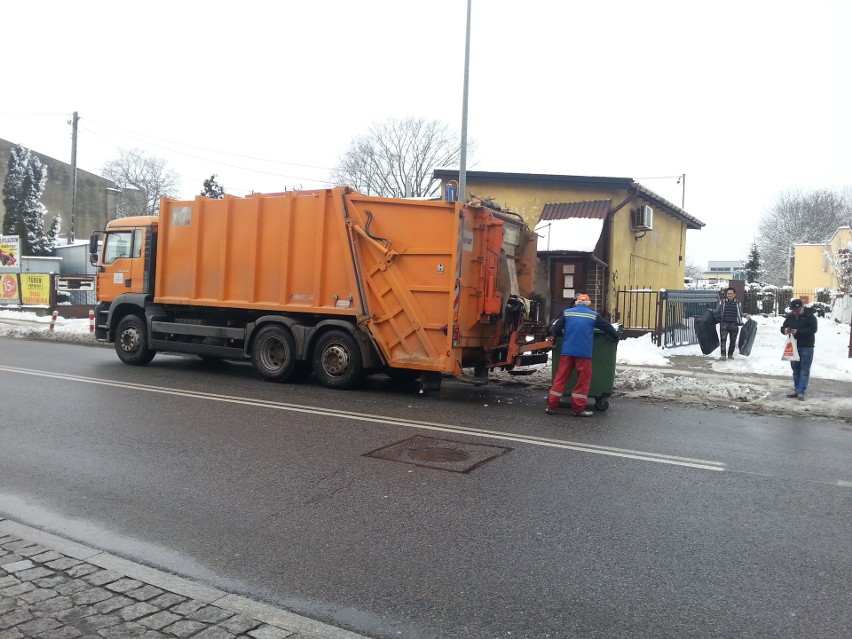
xmin=0 ymin=519 xmax=369 ymax=639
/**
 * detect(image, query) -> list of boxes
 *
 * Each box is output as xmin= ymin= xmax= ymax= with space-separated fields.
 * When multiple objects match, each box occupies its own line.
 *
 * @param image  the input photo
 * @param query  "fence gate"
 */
xmin=658 ymin=290 xmax=720 ymax=348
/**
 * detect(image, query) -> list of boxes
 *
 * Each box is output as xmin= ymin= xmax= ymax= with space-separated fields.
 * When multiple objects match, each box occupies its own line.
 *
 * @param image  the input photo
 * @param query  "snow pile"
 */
xmin=487 ymin=314 xmax=852 ymax=419
xmin=0 ymin=309 xmax=96 ymax=343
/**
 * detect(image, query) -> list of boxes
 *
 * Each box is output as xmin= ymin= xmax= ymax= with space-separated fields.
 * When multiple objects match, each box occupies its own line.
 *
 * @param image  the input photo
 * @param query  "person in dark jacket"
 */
xmin=546 ymin=294 xmax=619 ymax=417
xmin=780 ymin=299 xmax=818 ymax=400
xmin=715 ymin=287 xmax=747 ymax=359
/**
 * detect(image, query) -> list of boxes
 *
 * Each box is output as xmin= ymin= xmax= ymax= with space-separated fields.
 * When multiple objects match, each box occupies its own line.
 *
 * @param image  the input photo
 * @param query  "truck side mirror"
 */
xmin=89 ymin=233 xmax=100 ymax=265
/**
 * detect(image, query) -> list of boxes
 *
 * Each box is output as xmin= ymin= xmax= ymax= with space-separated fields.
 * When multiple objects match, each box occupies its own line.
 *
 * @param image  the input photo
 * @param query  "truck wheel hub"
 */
xmin=322 ymin=345 xmax=349 ymax=375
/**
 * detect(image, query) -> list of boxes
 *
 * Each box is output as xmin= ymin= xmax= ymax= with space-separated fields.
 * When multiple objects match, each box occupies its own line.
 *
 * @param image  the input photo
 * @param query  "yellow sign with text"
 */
xmin=20 ymin=274 xmax=51 ymax=305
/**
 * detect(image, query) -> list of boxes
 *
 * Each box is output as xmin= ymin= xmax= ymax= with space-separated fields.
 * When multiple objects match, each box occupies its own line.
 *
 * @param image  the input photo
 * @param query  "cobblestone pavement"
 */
xmin=0 ymin=520 xmax=369 ymax=639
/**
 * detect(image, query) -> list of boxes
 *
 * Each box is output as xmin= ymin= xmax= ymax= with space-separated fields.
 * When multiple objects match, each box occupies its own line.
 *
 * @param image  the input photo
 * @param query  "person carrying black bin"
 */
xmin=715 ymin=287 xmax=748 ymax=359
xmin=546 ymin=294 xmax=619 ymax=417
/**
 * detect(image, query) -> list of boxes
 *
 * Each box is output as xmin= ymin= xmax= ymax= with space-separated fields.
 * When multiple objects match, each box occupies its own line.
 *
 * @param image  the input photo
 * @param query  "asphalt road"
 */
xmin=0 ymin=337 xmax=850 ymax=639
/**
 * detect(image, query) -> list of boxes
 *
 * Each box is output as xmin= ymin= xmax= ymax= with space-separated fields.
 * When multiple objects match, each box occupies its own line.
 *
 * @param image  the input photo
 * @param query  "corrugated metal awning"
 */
xmin=535 ymin=218 xmax=605 ymax=253
xmin=539 ymin=200 xmax=611 ymax=221
xmin=534 ymin=200 xmax=610 ymax=252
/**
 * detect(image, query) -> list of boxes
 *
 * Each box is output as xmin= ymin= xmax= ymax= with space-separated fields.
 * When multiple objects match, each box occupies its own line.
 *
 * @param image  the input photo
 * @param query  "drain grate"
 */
xmin=364 ymin=435 xmax=512 ymax=473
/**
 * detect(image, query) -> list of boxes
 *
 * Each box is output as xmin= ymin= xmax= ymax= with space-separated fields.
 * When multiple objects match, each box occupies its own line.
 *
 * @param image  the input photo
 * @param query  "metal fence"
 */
xmin=612 ymin=287 xmax=835 ymax=350
xmin=613 ymin=287 xmax=659 ymax=333
xmin=657 ymin=290 xmax=720 ymax=348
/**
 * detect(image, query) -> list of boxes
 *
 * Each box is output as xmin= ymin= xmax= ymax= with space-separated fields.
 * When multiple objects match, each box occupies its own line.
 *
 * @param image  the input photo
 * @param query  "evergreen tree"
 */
xmin=2 ymin=144 xmax=58 ymax=256
xmin=743 ymin=242 xmax=762 ymax=283
xmin=201 ymin=174 xmax=225 ymax=199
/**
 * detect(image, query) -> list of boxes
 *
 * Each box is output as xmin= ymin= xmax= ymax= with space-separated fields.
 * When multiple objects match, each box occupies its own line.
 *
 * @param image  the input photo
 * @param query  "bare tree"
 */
xmin=331 ymin=117 xmax=465 ymax=198
xmin=756 ymin=189 xmax=850 ymax=284
xmin=102 ymin=148 xmax=180 ymax=217
xmin=683 ymin=259 xmax=703 ymax=279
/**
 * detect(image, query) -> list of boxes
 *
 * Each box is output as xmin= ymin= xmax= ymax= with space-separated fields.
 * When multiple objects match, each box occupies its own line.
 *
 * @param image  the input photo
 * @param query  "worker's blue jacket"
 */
xmin=551 ymin=305 xmax=619 ymax=359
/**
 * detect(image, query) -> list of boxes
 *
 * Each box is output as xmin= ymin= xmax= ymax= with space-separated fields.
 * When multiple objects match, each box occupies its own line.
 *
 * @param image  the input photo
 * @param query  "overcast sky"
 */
xmin=1 ymin=0 xmax=849 ymax=269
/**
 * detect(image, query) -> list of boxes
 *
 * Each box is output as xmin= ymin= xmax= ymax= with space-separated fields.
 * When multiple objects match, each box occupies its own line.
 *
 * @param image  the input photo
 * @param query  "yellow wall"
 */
xmin=456 ymin=178 xmax=687 ymax=314
xmin=828 ymin=227 xmax=852 ymax=290
xmin=792 ymin=244 xmax=830 ymax=295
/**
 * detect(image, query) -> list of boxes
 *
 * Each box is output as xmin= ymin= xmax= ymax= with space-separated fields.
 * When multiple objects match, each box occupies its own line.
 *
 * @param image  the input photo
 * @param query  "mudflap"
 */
xmin=420 ymin=371 xmax=443 ymax=393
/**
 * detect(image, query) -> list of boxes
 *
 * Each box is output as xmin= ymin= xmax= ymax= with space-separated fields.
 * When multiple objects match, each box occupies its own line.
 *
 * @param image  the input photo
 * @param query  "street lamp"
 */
xmin=458 ymin=0 xmax=472 ymax=203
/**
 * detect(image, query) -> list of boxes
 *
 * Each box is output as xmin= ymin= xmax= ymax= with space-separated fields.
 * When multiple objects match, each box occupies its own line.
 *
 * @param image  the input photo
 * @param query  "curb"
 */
xmin=0 ymin=517 xmax=371 ymax=639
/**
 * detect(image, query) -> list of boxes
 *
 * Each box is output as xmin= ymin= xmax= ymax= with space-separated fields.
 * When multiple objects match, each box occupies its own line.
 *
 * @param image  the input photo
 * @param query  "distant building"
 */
xmin=0 ymin=137 xmax=117 ymax=245
xmin=827 ymin=227 xmax=852 ymax=292
xmin=702 ymin=260 xmax=745 ymax=282
xmin=787 ymin=228 xmax=852 ymax=298
xmin=790 ymin=243 xmax=831 ymax=297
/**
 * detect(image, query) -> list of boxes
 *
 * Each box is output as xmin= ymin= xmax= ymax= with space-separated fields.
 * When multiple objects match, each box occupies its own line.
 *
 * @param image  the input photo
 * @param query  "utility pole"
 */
xmin=458 ymin=0 xmax=472 ymax=203
xmin=67 ymin=111 xmax=79 ymax=244
xmin=678 ymin=173 xmax=686 ymax=209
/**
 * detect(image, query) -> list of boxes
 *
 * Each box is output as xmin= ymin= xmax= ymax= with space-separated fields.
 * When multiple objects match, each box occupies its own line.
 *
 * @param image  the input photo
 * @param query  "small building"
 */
xmin=701 ymin=260 xmax=745 ymax=282
xmin=790 ymin=243 xmax=831 ymax=298
xmin=826 ymin=227 xmax=852 ymax=292
xmin=434 ymin=170 xmax=704 ymax=321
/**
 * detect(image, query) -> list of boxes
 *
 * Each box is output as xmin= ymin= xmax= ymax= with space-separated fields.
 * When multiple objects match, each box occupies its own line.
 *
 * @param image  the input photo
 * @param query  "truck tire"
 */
xmin=251 ymin=325 xmax=297 ymax=382
xmin=312 ymin=330 xmax=363 ymax=389
xmin=115 ymin=315 xmax=156 ymax=366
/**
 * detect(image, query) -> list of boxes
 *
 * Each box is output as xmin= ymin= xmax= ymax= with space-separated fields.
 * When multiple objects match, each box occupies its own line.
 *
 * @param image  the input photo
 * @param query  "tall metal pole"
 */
xmin=68 ymin=111 xmax=79 ymax=244
xmin=458 ymin=0 xmax=472 ymax=203
xmin=681 ymin=173 xmax=686 ymax=209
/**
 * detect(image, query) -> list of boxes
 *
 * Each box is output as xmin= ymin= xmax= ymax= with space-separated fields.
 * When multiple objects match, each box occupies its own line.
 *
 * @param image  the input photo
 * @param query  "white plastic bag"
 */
xmin=781 ymin=334 xmax=800 ymax=362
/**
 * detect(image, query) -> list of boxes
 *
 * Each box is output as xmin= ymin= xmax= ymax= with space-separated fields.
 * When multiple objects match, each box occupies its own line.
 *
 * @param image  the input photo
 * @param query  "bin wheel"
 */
xmin=595 ymin=397 xmax=610 ymax=411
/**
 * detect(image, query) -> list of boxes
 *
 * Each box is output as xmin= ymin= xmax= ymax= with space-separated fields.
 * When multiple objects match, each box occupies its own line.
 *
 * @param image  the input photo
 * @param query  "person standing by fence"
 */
xmin=715 ymin=287 xmax=747 ymax=359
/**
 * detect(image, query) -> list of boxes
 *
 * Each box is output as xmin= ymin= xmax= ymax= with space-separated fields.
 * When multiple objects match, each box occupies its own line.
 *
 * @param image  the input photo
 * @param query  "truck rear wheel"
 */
xmin=312 ymin=330 xmax=362 ymax=389
xmin=115 ymin=315 xmax=156 ymax=366
xmin=251 ymin=325 xmax=297 ymax=382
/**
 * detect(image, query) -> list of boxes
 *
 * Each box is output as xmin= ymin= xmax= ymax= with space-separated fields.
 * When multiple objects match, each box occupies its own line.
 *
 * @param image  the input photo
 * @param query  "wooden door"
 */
xmin=549 ymin=259 xmax=585 ymax=322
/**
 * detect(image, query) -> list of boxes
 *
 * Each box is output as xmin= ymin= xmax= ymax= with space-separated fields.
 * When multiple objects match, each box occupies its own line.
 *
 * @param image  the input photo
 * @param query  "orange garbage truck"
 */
xmin=89 ymin=187 xmax=552 ymax=391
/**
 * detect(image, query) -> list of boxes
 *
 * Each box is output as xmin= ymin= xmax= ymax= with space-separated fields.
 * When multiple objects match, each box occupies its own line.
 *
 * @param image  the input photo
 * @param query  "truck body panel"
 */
xmin=93 ymin=187 xmax=551 ymax=387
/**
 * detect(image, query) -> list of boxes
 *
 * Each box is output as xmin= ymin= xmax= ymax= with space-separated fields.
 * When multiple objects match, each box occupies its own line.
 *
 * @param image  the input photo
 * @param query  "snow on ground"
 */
xmin=2 ymin=309 xmax=851 ymax=420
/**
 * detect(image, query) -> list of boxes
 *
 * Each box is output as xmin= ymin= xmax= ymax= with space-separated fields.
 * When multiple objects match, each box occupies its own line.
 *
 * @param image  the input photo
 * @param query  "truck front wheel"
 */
xmin=312 ymin=330 xmax=363 ymax=389
xmin=251 ymin=325 xmax=297 ymax=382
xmin=115 ymin=315 xmax=156 ymax=366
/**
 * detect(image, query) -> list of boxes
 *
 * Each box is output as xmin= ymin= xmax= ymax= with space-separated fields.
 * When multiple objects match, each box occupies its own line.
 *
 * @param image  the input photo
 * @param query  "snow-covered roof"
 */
xmin=535 ymin=217 xmax=604 ymax=253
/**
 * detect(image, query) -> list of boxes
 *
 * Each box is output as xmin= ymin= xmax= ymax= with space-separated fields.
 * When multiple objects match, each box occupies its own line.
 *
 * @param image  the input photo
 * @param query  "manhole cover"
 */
xmin=364 ymin=435 xmax=511 ymax=473
xmin=409 ymin=447 xmax=470 ymax=462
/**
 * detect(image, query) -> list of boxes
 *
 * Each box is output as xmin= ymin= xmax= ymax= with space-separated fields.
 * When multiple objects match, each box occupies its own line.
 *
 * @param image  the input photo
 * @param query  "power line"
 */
xmin=0 ymin=112 xmax=68 ymax=117
xmin=79 ymin=125 xmax=337 ymax=188
xmin=79 ymin=126 xmax=258 ymax=193
xmin=85 ymin=118 xmax=335 ymax=172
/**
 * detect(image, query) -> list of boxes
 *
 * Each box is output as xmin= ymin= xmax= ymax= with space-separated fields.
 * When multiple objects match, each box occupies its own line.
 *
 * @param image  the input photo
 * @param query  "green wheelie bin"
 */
xmin=551 ymin=327 xmax=620 ymax=411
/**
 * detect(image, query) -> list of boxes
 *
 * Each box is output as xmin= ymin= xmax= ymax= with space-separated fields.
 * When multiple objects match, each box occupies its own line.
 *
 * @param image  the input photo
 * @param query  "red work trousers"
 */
xmin=547 ymin=355 xmax=592 ymax=414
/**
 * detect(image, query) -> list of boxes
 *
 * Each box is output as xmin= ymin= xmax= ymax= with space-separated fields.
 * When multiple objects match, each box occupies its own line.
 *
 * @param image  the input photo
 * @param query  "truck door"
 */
xmin=97 ymin=227 xmax=149 ymax=301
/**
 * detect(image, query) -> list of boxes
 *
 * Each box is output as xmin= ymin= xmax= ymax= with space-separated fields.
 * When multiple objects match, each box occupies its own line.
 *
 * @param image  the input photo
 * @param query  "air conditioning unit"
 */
xmin=632 ymin=205 xmax=654 ymax=230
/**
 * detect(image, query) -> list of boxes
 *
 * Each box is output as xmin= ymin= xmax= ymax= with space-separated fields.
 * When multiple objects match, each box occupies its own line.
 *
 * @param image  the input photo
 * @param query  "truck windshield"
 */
xmin=104 ymin=230 xmax=142 ymax=264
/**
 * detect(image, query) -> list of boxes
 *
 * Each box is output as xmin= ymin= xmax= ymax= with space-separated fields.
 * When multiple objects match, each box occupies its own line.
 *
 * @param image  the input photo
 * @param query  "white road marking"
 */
xmin=0 ymin=365 xmax=726 ymax=472
xmin=837 ymin=480 xmax=852 ymax=488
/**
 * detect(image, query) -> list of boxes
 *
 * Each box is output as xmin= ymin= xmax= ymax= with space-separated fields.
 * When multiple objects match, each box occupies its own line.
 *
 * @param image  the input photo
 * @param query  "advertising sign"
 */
xmin=20 ymin=273 xmax=51 ymax=305
xmin=57 ymin=275 xmax=96 ymax=292
xmin=0 ymin=274 xmax=19 ymax=305
xmin=0 ymin=235 xmax=20 ymax=273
